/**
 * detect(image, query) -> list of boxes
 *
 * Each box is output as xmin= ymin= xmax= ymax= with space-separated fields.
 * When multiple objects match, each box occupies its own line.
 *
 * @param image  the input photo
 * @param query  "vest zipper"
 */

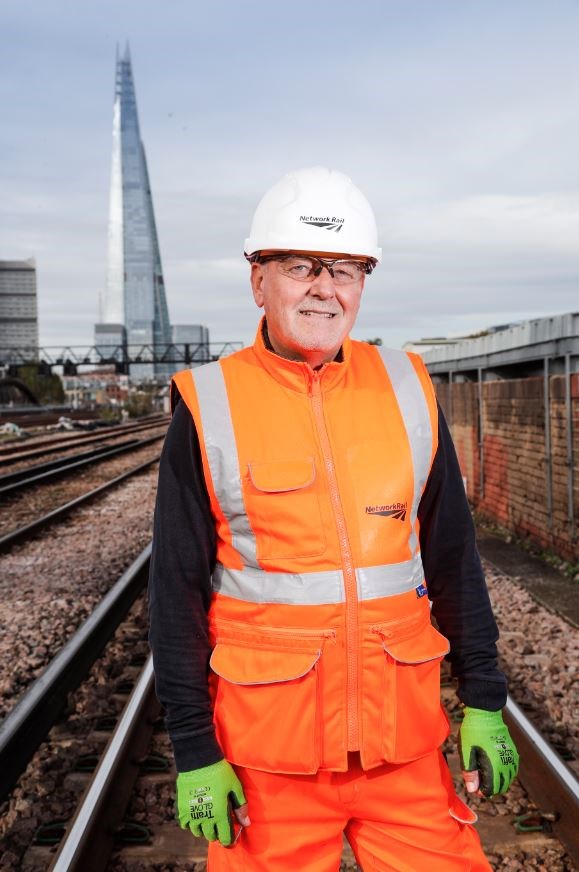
xmin=309 ymin=372 xmax=359 ymax=751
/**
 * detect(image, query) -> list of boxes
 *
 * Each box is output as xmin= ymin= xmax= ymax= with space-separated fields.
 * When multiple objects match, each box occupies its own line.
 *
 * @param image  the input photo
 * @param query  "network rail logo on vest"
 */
xmin=299 ymin=215 xmax=345 ymax=232
xmin=365 ymin=502 xmax=407 ymax=521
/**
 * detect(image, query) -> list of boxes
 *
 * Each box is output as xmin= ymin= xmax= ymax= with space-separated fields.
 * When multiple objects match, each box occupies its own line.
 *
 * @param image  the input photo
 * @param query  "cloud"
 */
xmin=1 ymin=0 xmax=578 ymax=352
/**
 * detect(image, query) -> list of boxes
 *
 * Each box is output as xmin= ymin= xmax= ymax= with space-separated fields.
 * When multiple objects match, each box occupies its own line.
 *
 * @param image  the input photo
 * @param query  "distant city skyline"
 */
xmin=1 ymin=0 xmax=578 ymax=353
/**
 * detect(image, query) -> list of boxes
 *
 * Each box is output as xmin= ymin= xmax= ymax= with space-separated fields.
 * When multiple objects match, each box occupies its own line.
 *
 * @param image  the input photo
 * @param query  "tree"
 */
xmin=17 ymin=365 xmax=65 ymax=404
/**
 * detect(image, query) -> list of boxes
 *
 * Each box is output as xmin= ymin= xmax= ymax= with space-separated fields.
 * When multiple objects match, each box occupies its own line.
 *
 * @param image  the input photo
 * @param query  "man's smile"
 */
xmin=298 ymin=309 xmax=338 ymax=318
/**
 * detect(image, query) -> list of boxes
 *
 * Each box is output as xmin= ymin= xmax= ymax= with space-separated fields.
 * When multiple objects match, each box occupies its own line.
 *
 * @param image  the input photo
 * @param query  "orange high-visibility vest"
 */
xmin=172 ymin=321 xmax=450 ymax=775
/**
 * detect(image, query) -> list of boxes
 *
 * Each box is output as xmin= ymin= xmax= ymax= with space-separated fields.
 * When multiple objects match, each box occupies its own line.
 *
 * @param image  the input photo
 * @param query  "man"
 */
xmin=149 ymin=167 xmax=519 ymax=870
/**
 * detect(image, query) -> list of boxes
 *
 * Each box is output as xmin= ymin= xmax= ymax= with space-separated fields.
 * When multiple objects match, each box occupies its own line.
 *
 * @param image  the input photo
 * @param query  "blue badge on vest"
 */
xmin=415 ymin=582 xmax=428 ymax=598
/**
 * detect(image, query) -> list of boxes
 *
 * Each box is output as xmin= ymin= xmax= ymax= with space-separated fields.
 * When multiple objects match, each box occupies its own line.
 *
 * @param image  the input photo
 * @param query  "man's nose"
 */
xmin=309 ymin=266 xmax=336 ymax=297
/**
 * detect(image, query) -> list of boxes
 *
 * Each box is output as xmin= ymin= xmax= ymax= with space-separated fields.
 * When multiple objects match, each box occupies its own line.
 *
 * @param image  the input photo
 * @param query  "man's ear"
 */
xmin=250 ymin=262 xmax=265 ymax=308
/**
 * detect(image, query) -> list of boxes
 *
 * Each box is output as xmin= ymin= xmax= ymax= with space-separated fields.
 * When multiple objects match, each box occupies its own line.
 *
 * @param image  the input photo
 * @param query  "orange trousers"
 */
xmin=207 ymin=750 xmax=491 ymax=871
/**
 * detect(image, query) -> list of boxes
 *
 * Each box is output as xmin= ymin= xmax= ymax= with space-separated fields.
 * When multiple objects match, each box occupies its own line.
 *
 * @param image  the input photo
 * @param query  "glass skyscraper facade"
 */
xmin=97 ymin=46 xmax=172 ymax=380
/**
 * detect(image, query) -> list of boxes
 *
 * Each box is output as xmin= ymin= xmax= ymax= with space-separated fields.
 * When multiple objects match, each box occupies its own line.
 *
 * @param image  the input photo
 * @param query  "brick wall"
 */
xmin=434 ymin=374 xmax=579 ymax=563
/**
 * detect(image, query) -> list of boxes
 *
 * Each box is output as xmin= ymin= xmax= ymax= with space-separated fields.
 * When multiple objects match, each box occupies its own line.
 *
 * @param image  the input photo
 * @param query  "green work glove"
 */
xmin=459 ymin=707 xmax=519 ymax=797
xmin=176 ymin=759 xmax=249 ymax=846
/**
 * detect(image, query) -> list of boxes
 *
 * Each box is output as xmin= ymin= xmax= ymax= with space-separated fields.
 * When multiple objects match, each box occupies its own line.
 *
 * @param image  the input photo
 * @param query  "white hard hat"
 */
xmin=244 ymin=166 xmax=381 ymax=262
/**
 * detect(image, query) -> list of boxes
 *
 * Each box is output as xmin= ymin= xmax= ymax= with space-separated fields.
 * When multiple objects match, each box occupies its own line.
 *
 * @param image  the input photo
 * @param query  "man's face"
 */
xmin=250 ymin=250 xmax=366 ymax=369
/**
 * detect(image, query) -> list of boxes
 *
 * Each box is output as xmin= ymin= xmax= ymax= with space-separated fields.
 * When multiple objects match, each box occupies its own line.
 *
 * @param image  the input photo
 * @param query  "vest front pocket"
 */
xmin=209 ymin=639 xmax=322 ymax=774
xmin=376 ymin=621 xmax=450 ymax=762
xmin=245 ymin=458 xmax=326 ymax=560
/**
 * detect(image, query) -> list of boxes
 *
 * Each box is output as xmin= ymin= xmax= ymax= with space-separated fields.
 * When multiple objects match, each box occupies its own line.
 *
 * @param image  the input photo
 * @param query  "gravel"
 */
xmin=0 ymin=430 xmax=164 ymax=538
xmin=486 ymin=562 xmax=579 ymax=774
xmin=0 ymin=596 xmax=150 ymax=870
xmin=0 ymin=467 xmax=158 ymax=718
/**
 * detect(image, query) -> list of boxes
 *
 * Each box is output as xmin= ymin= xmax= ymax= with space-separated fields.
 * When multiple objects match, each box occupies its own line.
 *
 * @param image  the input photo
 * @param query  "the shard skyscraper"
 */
xmin=96 ymin=45 xmax=172 ymax=379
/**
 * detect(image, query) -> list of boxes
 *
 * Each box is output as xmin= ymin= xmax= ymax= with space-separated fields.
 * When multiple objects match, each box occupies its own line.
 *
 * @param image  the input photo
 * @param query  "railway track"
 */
xmin=0 ymin=426 xmax=165 ymax=498
xmin=0 ymin=548 xmax=152 ymax=801
xmin=0 ymin=547 xmax=576 ymax=871
xmin=0 ymin=419 xmax=166 ymax=551
xmin=0 ymin=416 xmax=166 ymax=466
xmin=0 ymin=438 xmax=151 ymax=496
xmin=51 ymin=688 xmax=579 ymax=871
xmin=0 ymin=454 xmax=160 ymax=554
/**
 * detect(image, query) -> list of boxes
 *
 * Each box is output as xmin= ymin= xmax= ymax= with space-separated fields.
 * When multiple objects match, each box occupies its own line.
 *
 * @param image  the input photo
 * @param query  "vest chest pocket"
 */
xmin=376 ymin=621 xmax=450 ymax=763
xmin=245 ymin=458 xmax=326 ymax=560
xmin=209 ymin=638 xmax=322 ymax=774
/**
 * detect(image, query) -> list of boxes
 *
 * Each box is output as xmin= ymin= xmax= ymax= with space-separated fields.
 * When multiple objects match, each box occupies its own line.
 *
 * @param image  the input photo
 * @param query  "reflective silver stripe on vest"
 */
xmin=358 ymin=554 xmax=424 ymax=600
xmin=191 ymin=363 xmax=259 ymax=567
xmin=213 ymin=557 xmax=424 ymax=605
xmin=378 ymin=349 xmax=433 ymax=555
xmin=213 ymin=564 xmax=344 ymax=605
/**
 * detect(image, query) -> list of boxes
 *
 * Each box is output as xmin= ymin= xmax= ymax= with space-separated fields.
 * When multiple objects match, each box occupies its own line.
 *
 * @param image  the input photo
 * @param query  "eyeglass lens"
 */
xmin=275 ymin=256 xmax=367 ymax=283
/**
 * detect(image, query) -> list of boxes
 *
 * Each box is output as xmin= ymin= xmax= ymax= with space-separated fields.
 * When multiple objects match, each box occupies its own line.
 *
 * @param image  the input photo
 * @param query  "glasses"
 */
xmin=254 ymin=254 xmax=374 ymax=285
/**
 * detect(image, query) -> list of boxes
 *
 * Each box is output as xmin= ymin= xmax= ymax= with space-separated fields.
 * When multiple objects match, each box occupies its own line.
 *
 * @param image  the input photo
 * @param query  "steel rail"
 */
xmin=0 ymin=433 xmax=163 ymax=497
xmin=48 ymin=656 xmax=159 ymax=872
xmin=41 ymin=684 xmax=579 ymax=870
xmin=0 ymin=545 xmax=151 ymax=801
xmin=0 ymin=439 xmax=140 ymax=488
xmin=0 ymin=454 xmax=160 ymax=554
xmin=0 ymin=416 xmax=166 ymax=465
xmin=504 ymin=696 xmax=579 ymax=859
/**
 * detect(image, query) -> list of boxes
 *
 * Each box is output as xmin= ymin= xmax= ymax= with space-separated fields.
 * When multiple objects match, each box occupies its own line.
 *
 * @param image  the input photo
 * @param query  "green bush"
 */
xmin=17 ymin=364 xmax=65 ymax=404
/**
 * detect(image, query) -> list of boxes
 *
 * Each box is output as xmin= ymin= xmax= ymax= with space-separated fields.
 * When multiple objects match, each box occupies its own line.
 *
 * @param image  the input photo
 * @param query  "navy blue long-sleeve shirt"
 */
xmin=149 ymin=395 xmax=507 ymax=772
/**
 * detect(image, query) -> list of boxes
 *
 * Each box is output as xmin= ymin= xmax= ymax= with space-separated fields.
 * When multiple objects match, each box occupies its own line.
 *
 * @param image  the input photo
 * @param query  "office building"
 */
xmin=171 ymin=323 xmax=210 ymax=364
xmin=96 ymin=45 xmax=172 ymax=380
xmin=0 ymin=259 xmax=39 ymax=354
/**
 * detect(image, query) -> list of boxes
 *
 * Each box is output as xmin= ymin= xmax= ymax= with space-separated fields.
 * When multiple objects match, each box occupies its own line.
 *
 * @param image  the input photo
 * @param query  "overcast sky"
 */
xmin=1 ymin=0 xmax=578 ymax=352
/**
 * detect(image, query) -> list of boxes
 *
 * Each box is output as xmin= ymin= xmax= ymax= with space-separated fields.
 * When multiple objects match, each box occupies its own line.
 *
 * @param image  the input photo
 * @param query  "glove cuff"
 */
xmin=180 ymin=759 xmax=231 ymax=780
xmin=463 ymin=706 xmax=504 ymax=724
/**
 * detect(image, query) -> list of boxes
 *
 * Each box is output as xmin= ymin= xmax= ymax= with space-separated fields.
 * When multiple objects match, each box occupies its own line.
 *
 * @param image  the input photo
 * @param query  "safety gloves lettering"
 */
xmin=459 ymin=707 xmax=520 ymax=797
xmin=176 ymin=759 xmax=249 ymax=847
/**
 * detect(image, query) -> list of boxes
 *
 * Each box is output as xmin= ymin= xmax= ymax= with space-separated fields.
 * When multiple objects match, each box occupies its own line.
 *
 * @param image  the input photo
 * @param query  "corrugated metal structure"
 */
xmin=421 ymin=312 xmax=579 ymax=381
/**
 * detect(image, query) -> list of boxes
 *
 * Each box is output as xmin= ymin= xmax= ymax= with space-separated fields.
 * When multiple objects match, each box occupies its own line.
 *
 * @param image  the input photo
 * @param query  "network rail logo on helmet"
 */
xmin=299 ymin=215 xmax=345 ymax=233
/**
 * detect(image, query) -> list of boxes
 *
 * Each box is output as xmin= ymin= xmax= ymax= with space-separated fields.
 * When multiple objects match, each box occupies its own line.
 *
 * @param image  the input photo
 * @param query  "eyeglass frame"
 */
xmin=246 ymin=252 xmax=376 ymax=281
